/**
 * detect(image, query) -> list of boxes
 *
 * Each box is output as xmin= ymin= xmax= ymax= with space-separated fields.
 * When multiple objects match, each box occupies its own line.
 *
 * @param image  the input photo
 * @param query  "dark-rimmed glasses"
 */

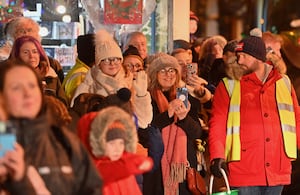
xmin=125 ymin=63 xmax=143 ymax=71
xmin=101 ymin=57 xmax=122 ymax=65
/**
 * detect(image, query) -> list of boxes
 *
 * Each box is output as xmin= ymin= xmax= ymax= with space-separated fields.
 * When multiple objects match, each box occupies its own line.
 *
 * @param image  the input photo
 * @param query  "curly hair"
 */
xmin=44 ymin=95 xmax=72 ymax=126
xmin=5 ymin=17 xmax=41 ymax=42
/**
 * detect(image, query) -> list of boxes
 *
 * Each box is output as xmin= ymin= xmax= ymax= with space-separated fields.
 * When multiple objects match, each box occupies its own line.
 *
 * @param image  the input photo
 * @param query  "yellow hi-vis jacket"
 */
xmin=223 ymin=75 xmax=297 ymax=162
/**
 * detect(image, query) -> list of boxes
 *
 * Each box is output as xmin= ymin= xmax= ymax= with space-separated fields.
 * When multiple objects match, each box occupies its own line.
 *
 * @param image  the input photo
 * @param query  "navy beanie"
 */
xmin=173 ymin=39 xmax=191 ymax=50
xmin=236 ymin=35 xmax=266 ymax=62
xmin=123 ymin=45 xmax=143 ymax=63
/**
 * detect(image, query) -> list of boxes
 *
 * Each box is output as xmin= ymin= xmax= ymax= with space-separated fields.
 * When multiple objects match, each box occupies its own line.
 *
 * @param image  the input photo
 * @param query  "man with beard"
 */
xmin=208 ymin=29 xmax=300 ymax=195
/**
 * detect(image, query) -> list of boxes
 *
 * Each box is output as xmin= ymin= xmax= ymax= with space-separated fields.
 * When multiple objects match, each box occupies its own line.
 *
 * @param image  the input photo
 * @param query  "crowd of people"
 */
xmin=0 ymin=16 xmax=299 ymax=195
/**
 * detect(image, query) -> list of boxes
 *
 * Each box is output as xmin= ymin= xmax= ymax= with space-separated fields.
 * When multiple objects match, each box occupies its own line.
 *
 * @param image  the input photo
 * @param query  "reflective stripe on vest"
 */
xmin=223 ymin=76 xmax=296 ymax=162
xmin=276 ymin=75 xmax=297 ymax=159
xmin=223 ymin=78 xmax=241 ymax=162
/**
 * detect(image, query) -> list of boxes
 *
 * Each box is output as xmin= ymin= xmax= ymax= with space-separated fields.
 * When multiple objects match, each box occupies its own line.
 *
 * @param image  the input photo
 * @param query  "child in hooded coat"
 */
xmin=77 ymin=106 xmax=153 ymax=195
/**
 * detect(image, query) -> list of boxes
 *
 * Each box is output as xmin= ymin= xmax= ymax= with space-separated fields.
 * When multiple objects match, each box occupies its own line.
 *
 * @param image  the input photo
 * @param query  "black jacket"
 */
xmin=143 ymin=91 xmax=202 ymax=195
xmin=10 ymin=114 xmax=102 ymax=195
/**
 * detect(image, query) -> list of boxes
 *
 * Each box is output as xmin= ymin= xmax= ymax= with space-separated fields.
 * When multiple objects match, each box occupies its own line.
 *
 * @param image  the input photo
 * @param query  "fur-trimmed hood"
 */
xmin=225 ymin=56 xmax=244 ymax=80
xmin=225 ymin=55 xmax=285 ymax=81
xmin=89 ymin=106 xmax=138 ymax=157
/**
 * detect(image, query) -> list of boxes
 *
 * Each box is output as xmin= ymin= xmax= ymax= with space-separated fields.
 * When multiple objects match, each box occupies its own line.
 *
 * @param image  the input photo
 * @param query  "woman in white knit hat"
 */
xmin=71 ymin=29 xmax=152 ymax=130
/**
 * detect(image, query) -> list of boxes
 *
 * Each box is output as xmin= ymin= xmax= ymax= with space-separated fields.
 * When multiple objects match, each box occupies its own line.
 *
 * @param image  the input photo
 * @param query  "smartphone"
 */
xmin=176 ymin=87 xmax=189 ymax=108
xmin=186 ymin=63 xmax=198 ymax=84
xmin=0 ymin=122 xmax=16 ymax=157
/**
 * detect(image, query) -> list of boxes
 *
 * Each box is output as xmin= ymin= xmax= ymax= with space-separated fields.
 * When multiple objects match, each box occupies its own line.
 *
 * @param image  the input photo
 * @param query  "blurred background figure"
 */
xmin=123 ymin=32 xmax=148 ymax=68
xmin=208 ymin=39 xmax=238 ymax=87
xmin=191 ymin=37 xmax=205 ymax=63
xmin=0 ymin=59 xmax=102 ymax=194
xmin=262 ymin=31 xmax=287 ymax=74
xmin=190 ymin=11 xmax=201 ymax=44
xmin=8 ymin=35 xmax=67 ymax=106
xmin=198 ymin=35 xmax=227 ymax=93
xmin=3 ymin=17 xmax=65 ymax=83
xmin=62 ymin=34 xmax=95 ymax=105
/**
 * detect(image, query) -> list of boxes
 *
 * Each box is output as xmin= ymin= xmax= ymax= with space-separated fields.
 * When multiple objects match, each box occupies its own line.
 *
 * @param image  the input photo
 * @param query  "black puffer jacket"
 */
xmin=12 ymin=114 xmax=102 ymax=195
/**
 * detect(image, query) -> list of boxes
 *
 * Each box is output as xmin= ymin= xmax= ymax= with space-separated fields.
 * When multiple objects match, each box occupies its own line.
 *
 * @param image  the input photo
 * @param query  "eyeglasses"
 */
xmin=125 ymin=63 xmax=143 ymax=71
xmin=158 ymin=68 xmax=176 ymax=75
xmin=101 ymin=57 xmax=122 ymax=65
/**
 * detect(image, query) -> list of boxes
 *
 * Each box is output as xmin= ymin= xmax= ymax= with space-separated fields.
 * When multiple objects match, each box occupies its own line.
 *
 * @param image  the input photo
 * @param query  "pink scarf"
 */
xmin=152 ymin=89 xmax=188 ymax=195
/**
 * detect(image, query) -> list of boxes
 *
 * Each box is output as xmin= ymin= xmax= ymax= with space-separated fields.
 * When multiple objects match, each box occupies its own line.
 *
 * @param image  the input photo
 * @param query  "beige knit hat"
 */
xmin=94 ymin=29 xmax=123 ymax=65
xmin=147 ymin=52 xmax=181 ymax=80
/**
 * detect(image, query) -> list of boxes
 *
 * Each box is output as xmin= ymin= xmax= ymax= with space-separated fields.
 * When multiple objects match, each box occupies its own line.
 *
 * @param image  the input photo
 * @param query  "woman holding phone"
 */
xmin=143 ymin=53 xmax=202 ymax=195
xmin=0 ymin=120 xmax=31 ymax=194
xmin=0 ymin=59 xmax=102 ymax=194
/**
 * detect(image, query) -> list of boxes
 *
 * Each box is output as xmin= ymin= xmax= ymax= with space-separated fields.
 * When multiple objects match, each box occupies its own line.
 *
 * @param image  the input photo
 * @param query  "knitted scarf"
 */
xmin=152 ymin=88 xmax=188 ymax=195
xmin=91 ymin=66 xmax=133 ymax=96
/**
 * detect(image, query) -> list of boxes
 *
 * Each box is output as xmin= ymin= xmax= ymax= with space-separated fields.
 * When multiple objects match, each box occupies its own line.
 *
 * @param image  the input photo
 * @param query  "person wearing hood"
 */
xmin=77 ymin=106 xmax=153 ymax=195
xmin=8 ymin=35 xmax=67 ymax=106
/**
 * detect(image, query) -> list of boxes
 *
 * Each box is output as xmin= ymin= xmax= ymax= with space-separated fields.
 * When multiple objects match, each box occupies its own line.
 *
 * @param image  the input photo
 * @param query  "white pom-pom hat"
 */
xmin=94 ymin=29 xmax=123 ymax=65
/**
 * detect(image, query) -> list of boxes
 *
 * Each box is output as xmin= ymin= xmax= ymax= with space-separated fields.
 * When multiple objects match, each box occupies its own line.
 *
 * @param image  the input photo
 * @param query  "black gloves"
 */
xmin=210 ymin=158 xmax=227 ymax=178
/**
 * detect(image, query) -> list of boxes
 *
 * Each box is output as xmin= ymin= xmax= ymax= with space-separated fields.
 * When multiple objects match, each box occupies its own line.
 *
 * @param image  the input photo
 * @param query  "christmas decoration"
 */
xmin=0 ymin=0 xmax=23 ymax=23
xmin=104 ymin=0 xmax=142 ymax=24
xmin=81 ymin=0 xmax=156 ymax=33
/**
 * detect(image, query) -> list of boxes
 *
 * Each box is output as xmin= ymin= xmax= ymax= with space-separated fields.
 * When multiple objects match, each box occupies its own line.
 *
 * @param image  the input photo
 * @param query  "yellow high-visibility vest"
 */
xmin=223 ymin=75 xmax=296 ymax=162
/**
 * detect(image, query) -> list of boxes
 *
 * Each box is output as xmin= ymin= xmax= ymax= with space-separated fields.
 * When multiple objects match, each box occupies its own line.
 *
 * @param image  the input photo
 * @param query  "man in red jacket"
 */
xmin=209 ymin=28 xmax=300 ymax=195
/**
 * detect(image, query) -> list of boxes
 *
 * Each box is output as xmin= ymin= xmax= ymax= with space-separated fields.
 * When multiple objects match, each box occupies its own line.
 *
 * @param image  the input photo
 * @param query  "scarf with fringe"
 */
xmin=152 ymin=88 xmax=188 ymax=195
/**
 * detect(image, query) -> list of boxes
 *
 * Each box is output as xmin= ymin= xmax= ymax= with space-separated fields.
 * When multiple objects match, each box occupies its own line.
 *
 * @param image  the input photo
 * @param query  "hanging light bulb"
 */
xmin=40 ymin=26 xmax=49 ymax=37
xmin=62 ymin=14 xmax=71 ymax=23
xmin=56 ymin=4 xmax=66 ymax=14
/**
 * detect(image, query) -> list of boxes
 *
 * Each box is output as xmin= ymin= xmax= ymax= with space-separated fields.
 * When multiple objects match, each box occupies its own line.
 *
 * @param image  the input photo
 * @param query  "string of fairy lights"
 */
xmin=0 ymin=0 xmax=23 ymax=23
